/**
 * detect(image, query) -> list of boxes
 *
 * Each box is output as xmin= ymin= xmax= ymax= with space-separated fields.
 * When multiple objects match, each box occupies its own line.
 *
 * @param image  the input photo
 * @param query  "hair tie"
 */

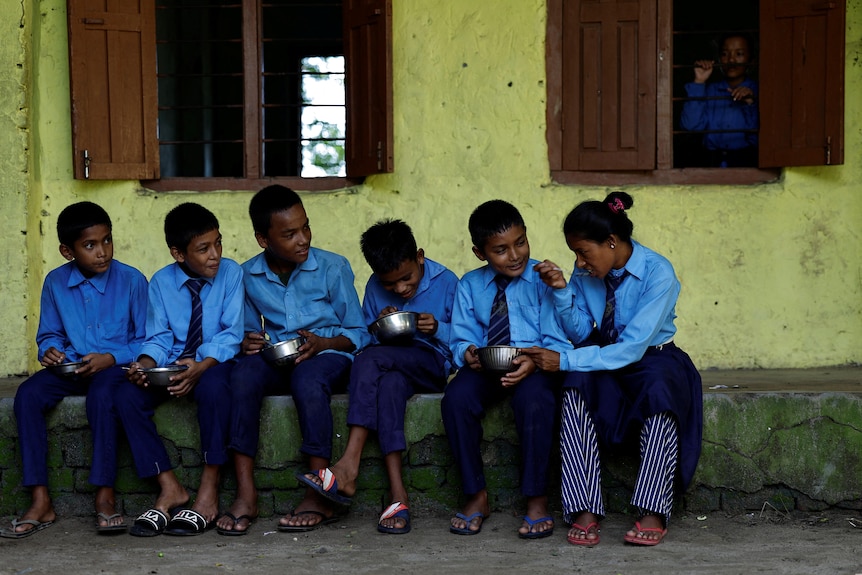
xmin=608 ymin=198 xmax=625 ymax=214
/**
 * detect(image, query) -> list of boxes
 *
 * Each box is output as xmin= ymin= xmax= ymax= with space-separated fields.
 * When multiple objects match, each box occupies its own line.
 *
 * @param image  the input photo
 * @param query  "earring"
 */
xmin=610 ymin=243 xmax=615 ymax=249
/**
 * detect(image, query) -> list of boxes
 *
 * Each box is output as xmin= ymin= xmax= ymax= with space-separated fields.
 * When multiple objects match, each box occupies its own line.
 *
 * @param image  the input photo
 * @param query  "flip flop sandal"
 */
xmin=216 ymin=513 xmax=256 ymax=536
xmin=95 ymin=512 xmax=128 ymax=533
xmin=130 ymin=509 xmax=170 ymax=537
xmin=277 ymin=510 xmax=341 ymax=532
xmin=623 ymin=521 xmax=667 ymax=546
xmin=295 ymin=468 xmax=353 ymax=506
xmin=164 ymin=509 xmax=215 ymax=536
xmin=0 ymin=519 xmax=55 ymax=539
xmin=449 ymin=511 xmax=487 ymax=535
xmin=377 ymin=501 xmax=411 ymax=535
xmin=567 ymin=521 xmax=601 ymax=547
xmin=518 ymin=515 xmax=554 ymax=539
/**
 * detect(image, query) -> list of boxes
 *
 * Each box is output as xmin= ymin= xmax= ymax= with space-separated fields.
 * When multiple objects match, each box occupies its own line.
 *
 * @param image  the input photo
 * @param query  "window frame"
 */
xmin=67 ymin=0 xmax=393 ymax=191
xmin=546 ymin=0 xmax=845 ymax=186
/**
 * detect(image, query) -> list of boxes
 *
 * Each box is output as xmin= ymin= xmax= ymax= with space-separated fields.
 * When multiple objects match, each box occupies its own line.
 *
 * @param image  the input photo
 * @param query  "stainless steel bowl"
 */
xmin=47 ymin=360 xmax=88 ymax=377
xmin=260 ymin=336 xmax=306 ymax=367
xmin=369 ymin=311 xmax=418 ymax=343
xmin=476 ymin=346 xmax=520 ymax=372
xmin=141 ymin=365 xmax=189 ymax=387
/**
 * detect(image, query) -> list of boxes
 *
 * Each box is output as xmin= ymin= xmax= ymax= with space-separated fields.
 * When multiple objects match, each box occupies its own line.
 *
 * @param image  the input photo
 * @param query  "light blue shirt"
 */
xmin=138 ymin=259 xmax=244 ymax=366
xmin=555 ymin=241 xmax=679 ymax=372
xmin=363 ymin=257 xmax=458 ymax=371
xmin=242 ymin=248 xmax=369 ymax=360
xmin=450 ymin=258 xmax=569 ymax=368
xmin=37 ymin=260 xmax=148 ymax=365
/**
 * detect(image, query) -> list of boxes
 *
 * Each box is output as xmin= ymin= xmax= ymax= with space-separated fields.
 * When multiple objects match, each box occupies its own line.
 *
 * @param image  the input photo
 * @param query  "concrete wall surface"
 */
xmin=0 ymin=1 xmax=860 ymax=377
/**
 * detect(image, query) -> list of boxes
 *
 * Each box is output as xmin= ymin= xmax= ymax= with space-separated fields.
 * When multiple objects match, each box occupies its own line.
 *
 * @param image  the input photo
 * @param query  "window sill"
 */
xmin=551 ymin=168 xmax=781 ymax=187
xmin=141 ymin=176 xmax=365 ymax=193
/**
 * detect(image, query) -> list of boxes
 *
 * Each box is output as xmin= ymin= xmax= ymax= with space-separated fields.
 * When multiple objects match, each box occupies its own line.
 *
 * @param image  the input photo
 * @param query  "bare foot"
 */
xmin=450 ymin=490 xmax=490 ymax=534
xmin=567 ymin=511 xmax=600 ymax=546
xmin=13 ymin=498 xmax=56 ymax=535
xmin=94 ymin=487 xmax=124 ymax=529
xmin=216 ymin=497 xmax=259 ymax=534
xmin=518 ymin=495 xmax=554 ymax=538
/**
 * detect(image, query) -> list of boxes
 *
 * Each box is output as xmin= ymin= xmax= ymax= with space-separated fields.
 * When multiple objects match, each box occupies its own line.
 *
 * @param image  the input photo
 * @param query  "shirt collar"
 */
xmin=618 ymin=240 xmax=646 ymax=281
xmin=172 ymin=262 xmax=213 ymax=290
xmin=66 ymin=261 xmax=110 ymax=294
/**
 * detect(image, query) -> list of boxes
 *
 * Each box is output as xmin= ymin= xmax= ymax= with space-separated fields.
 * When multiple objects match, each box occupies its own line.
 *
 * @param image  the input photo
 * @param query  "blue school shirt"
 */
xmin=138 ymin=259 xmax=244 ymax=366
xmin=362 ymin=257 xmax=458 ymax=371
xmin=554 ymin=241 xmax=679 ymax=372
xmin=450 ymin=259 xmax=569 ymax=369
xmin=37 ymin=260 xmax=148 ymax=365
xmin=680 ymin=79 xmax=759 ymax=151
xmin=242 ymin=247 xmax=369 ymax=360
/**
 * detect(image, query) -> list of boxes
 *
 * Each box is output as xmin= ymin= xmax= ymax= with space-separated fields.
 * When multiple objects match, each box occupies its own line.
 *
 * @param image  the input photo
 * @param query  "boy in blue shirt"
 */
xmin=215 ymin=185 xmax=368 ymax=536
xmin=117 ymin=203 xmax=244 ymax=537
xmin=296 ymin=219 xmax=458 ymax=535
xmin=442 ymin=200 xmax=568 ymax=539
xmin=3 ymin=202 xmax=147 ymax=538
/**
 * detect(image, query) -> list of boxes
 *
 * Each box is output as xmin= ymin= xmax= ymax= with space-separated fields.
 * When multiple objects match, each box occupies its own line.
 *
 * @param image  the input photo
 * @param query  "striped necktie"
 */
xmin=599 ymin=271 xmax=627 ymax=345
xmin=487 ymin=275 xmax=512 ymax=346
xmin=179 ymin=278 xmax=205 ymax=359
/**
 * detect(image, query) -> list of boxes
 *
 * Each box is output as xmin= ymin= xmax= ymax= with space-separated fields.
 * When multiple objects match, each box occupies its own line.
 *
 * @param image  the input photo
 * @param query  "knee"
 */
xmin=13 ymin=379 xmax=42 ymax=415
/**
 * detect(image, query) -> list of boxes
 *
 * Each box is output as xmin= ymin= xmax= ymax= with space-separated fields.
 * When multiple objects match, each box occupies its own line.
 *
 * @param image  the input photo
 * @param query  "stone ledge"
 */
xmin=1 ymin=366 xmax=861 ymax=518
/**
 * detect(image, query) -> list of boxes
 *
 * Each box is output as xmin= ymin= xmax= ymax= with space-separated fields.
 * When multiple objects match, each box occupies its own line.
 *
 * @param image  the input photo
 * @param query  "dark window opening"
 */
xmin=672 ymin=1 xmax=759 ymax=169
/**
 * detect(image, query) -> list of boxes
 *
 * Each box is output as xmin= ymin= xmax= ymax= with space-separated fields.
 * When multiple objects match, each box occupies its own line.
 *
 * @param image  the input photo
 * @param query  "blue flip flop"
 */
xmin=518 ymin=515 xmax=554 ymax=539
xmin=449 ymin=511 xmax=487 ymax=535
xmin=377 ymin=501 xmax=411 ymax=535
xmin=295 ymin=468 xmax=353 ymax=506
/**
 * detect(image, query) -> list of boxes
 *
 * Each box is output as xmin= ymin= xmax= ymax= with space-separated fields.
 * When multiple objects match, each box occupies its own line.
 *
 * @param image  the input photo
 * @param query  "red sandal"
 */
xmin=567 ymin=521 xmax=600 ymax=547
xmin=623 ymin=520 xmax=667 ymax=546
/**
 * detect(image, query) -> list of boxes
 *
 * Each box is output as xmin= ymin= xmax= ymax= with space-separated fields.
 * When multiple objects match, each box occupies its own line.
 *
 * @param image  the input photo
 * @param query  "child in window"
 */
xmin=295 ymin=219 xmax=457 ymax=535
xmin=2 ymin=202 xmax=147 ymax=538
xmin=215 ymin=185 xmax=368 ymax=535
xmin=442 ymin=200 xmax=569 ymax=539
xmin=118 ymin=203 xmax=244 ymax=537
xmin=680 ymin=33 xmax=759 ymax=167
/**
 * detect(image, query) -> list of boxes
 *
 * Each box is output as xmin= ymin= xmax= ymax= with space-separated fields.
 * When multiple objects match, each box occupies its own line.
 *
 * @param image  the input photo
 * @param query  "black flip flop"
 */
xmin=277 ymin=510 xmax=341 ymax=532
xmin=216 ymin=512 xmax=256 ymax=536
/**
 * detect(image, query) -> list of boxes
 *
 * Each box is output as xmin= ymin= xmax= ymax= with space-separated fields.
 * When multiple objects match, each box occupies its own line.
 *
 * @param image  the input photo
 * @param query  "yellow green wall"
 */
xmin=2 ymin=0 xmax=860 ymax=376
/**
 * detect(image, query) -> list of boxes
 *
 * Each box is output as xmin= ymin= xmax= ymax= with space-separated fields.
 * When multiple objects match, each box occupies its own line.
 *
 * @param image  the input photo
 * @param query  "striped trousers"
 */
xmin=560 ymin=388 xmax=679 ymax=523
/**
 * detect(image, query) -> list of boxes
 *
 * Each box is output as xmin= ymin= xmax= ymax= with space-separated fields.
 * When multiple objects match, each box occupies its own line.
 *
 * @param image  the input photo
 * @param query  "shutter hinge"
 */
xmin=825 ymin=136 xmax=832 ymax=165
xmin=377 ymin=141 xmax=383 ymax=171
xmin=83 ymin=149 xmax=91 ymax=179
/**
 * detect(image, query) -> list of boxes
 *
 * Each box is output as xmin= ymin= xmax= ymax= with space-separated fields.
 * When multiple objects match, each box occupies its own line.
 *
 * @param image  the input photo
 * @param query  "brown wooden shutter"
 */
xmin=68 ymin=0 xmax=158 ymax=180
xmin=759 ymin=0 xmax=845 ymax=167
xmin=344 ymin=0 xmax=393 ymax=176
xmin=560 ymin=0 xmax=656 ymax=171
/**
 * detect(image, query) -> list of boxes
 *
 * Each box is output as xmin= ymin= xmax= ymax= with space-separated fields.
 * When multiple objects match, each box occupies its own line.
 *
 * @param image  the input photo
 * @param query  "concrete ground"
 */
xmin=1 ymin=508 xmax=862 ymax=575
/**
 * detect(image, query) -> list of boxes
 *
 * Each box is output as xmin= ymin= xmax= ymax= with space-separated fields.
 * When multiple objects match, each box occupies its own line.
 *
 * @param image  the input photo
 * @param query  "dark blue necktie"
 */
xmin=487 ymin=275 xmax=512 ymax=346
xmin=599 ymin=271 xmax=627 ymax=345
xmin=180 ymin=278 xmax=205 ymax=359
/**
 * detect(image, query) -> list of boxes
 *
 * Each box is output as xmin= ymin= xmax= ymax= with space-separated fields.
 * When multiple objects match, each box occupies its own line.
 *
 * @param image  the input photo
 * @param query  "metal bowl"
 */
xmin=47 ymin=360 xmax=88 ymax=377
xmin=476 ymin=346 xmax=521 ymax=372
xmin=260 ymin=336 xmax=306 ymax=367
xmin=141 ymin=365 xmax=189 ymax=387
xmin=369 ymin=311 xmax=418 ymax=343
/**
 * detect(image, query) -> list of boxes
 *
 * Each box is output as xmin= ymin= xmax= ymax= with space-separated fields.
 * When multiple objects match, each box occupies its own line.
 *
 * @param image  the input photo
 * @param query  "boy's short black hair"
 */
xmin=360 ymin=219 xmax=418 ymax=274
xmin=249 ymin=185 xmax=303 ymax=235
xmin=57 ymin=201 xmax=112 ymax=247
xmin=468 ymin=200 xmax=525 ymax=250
xmin=164 ymin=203 xmax=220 ymax=251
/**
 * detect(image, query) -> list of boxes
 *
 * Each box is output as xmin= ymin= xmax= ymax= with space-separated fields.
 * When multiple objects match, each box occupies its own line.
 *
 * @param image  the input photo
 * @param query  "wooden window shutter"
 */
xmin=67 ymin=0 xmax=159 ymax=180
xmin=759 ymin=0 xmax=845 ymax=167
xmin=561 ymin=0 xmax=656 ymax=171
xmin=343 ymin=0 xmax=393 ymax=177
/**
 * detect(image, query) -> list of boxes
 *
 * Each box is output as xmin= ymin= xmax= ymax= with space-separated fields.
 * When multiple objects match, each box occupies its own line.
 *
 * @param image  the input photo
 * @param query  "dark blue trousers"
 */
xmin=14 ymin=367 xmax=125 ymax=487
xmin=114 ymin=361 xmax=233 ymax=478
xmin=347 ymin=343 xmax=447 ymax=455
xmin=228 ymin=352 xmax=351 ymax=460
xmin=441 ymin=368 xmax=559 ymax=497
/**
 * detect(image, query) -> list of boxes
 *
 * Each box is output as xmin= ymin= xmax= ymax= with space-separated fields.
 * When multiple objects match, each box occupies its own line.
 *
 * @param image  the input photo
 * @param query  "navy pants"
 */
xmin=441 ymin=368 xmax=559 ymax=497
xmin=114 ymin=361 xmax=233 ymax=478
xmin=228 ymin=352 xmax=351 ymax=460
xmin=14 ymin=367 xmax=125 ymax=487
xmin=347 ymin=343 xmax=447 ymax=455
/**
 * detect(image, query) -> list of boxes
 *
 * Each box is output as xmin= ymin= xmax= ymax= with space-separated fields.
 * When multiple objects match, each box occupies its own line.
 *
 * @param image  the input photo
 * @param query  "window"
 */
xmin=546 ymin=0 xmax=845 ymax=185
xmin=67 ymin=0 xmax=392 ymax=190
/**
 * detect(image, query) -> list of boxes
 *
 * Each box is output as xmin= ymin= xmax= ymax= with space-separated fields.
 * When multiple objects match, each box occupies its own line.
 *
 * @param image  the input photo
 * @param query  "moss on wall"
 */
xmin=1 ymin=0 xmax=860 ymax=375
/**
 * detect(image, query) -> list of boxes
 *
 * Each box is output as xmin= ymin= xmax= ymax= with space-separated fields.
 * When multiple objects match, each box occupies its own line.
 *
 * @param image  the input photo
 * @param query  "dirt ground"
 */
xmin=1 ymin=509 xmax=862 ymax=575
